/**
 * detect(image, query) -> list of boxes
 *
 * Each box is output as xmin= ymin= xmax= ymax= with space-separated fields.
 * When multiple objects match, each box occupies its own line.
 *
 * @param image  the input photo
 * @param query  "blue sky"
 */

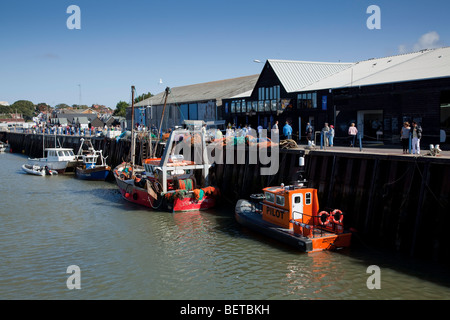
xmin=1 ymin=0 xmax=449 ymax=109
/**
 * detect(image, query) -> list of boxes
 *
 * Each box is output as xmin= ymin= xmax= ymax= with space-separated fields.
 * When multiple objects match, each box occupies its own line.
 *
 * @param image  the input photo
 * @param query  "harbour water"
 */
xmin=1 ymin=152 xmax=450 ymax=300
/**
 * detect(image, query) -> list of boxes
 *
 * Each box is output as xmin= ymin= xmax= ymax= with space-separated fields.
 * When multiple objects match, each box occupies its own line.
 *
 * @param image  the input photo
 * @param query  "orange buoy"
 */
xmin=318 ymin=211 xmax=331 ymax=225
xmin=331 ymin=209 xmax=344 ymax=224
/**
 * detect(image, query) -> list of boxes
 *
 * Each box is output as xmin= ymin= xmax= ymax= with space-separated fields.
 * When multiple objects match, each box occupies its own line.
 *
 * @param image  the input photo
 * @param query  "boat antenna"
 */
xmin=155 ymin=86 xmax=171 ymax=157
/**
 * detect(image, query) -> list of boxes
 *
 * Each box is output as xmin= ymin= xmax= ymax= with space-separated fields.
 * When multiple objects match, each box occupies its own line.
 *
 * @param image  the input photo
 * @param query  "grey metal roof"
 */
xmin=301 ymin=47 xmax=450 ymax=91
xmin=135 ymin=74 xmax=259 ymax=107
xmin=268 ymin=59 xmax=354 ymax=93
xmin=75 ymin=117 xmax=90 ymax=124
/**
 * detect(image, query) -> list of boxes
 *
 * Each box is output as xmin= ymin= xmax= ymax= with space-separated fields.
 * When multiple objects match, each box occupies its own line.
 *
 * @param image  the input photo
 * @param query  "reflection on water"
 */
xmin=1 ymin=152 xmax=450 ymax=300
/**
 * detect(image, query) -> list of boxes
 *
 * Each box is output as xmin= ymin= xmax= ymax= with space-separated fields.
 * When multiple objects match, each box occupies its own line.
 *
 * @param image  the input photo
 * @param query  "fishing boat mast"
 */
xmin=153 ymin=87 xmax=170 ymax=157
xmin=130 ymin=85 xmax=136 ymax=168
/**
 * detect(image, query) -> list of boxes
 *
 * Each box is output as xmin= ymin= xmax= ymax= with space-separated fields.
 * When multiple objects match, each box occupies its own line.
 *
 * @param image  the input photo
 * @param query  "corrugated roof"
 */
xmin=135 ymin=74 xmax=259 ymax=107
xmin=302 ymin=47 xmax=450 ymax=91
xmin=268 ymin=59 xmax=354 ymax=93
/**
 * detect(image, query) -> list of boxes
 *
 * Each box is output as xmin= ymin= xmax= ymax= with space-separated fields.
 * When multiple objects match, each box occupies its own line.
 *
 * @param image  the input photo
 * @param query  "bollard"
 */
xmin=359 ymin=133 xmax=363 ymax=152
xmin=320 ymin=132 xmax=323 ymax=150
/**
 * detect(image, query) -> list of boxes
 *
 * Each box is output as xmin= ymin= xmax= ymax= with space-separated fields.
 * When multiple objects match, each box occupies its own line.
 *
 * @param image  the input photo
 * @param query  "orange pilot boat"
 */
xmin=235 ymin=182 xmax=351 ymax=252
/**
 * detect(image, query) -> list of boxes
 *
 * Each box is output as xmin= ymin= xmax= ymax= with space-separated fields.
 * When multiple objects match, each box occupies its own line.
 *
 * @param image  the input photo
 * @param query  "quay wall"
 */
xmin=4 ymin=132 xmax=450 ymax=263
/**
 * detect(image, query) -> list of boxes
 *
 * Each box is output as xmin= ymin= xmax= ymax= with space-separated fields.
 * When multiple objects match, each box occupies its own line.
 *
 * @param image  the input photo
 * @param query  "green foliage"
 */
xmin=0 ymin=104 xmax=12 ymax=115
xmin=113 ymin=101 xmax=129 ymax=117
xmin=55 ymin=103 xmax=71 ymax=109
xmin=134 ymin=92 xmax=153 ymax=103
xmin=36 ymin=103 xmax=51 ymax=112
xmin=10 ymin=100 xmax=36 ymax=120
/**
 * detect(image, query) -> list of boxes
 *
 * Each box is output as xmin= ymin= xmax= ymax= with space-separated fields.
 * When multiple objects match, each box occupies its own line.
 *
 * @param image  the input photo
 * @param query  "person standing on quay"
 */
xmin=322 ymin=123 xmax=330 ymax=147
xmin=328 ymin=125 xmax=335 ymax=147
xmin=400 ymin=122 xmax=411 ymax=154
xmin=348 ymin=123 xmax=358 ymax=147
xmin=411 ymin=121 xmax=422 ymax=155
xmin=305 ymin=122 xmax=314 ymax=144
xmin=283 ymin=121 xmax=293 ymax=140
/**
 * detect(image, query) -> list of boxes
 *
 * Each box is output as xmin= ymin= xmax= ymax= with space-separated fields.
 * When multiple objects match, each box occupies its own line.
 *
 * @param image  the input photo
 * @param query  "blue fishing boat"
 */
xmin=75 ymin=139 xmax=111 ymax=181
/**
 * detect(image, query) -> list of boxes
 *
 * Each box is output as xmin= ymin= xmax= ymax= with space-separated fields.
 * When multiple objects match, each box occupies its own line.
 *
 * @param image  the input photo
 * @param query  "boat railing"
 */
xmin=290 ymin=211 xmax=345 ymax=239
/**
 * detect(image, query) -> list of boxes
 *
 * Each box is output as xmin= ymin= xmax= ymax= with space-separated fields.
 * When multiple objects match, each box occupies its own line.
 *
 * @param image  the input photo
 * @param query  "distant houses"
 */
xmin=50 ymin=108 xmax=124 ymax=129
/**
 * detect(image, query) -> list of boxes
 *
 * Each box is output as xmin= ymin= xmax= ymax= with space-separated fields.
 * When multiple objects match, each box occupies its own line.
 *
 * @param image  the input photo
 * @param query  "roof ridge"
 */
xmin=268 ymin=59 xmax=354 ymax=65
xmin=356 ymin=46 xmax=450 ymax=63
xmin=340 ymin=49 xmax=434 ymax=87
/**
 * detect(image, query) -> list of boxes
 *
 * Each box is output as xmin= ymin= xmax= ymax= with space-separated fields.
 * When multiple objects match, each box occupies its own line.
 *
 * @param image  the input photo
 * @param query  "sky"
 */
xmin=1 ymin=0 xmax=449 ymax=109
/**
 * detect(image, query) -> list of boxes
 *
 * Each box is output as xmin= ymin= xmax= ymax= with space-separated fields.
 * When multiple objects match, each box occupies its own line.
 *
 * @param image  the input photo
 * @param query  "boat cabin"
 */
xmin=82 ymin=154 xmax=99 ymax=169
xmin=261 ymin=183 xmax=319 ymax=230
xmin=45 ymin=148 xmax=76 ymax=161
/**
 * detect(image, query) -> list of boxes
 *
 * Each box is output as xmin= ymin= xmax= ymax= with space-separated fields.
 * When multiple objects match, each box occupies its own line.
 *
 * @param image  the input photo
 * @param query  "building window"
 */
xmin=231 ymin=102 xmax=236 ymax=113
xmin=297 ymin=92 xmax=317 ymax=109
xmin=252 ymin=101 xmax=258 ymax=112
xmin=256 ymin=86 xmax=281 ymax=112
xmin=271 ymin=100 xmax=277 ymax=112
xmin=258 ymin=101 xmax=264 ymax=112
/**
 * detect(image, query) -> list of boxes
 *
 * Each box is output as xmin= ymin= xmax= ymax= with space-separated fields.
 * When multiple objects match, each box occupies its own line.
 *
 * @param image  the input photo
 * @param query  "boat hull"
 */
xmin=27 ymin=158 xmax=68 ymax=173
xmin=76 ymin=165 xmax=111 ymax=180
xmin=235 ymin=199 xmax=351 ymax=253
xmin=114 ymin=167 xmax=216 ymax=212
xmin=21 ymin=164 xmax=58 ymax=176
xmin=22 ymin=164 xmax=45 ymax=176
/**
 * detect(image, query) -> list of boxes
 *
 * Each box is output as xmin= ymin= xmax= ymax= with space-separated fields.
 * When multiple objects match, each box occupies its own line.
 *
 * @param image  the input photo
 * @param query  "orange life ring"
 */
xmin=331 ymin=209 xmax=344 ymax=224
xmin=318 ymin=211 xmax=330 ymax=225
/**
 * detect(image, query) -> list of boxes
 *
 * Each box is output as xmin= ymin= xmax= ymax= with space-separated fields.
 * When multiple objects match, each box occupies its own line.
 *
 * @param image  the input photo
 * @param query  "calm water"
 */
xmin=1 ymin=152 xmax=450 ymax=300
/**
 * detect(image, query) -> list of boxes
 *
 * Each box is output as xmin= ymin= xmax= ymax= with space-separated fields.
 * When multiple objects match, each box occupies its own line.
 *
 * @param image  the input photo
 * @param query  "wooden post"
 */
xmin=410 ymin=162 xmax=431 ymax=257
xmin=130 ymin=86 xmax=136 ymax=167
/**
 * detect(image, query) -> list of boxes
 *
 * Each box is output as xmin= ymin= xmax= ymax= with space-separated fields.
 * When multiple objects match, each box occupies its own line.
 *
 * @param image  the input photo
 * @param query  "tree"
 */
xmin=55 ymin=103 xmax=71 ymax=109
xmin=36 ymin=103 xmax=51 ymax=112
xmin=134 ymin=92 xmax=153 ymax=103
xmin=10 ymin=100 xmax=35 ymax=120
xmin=113 ymin=101 xmax=129 ymax=117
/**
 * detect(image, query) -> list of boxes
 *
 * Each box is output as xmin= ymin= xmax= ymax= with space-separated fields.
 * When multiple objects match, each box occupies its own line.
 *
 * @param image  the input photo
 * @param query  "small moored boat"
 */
xmin=27 ymin=147 xmax=76 ymax=173
xmin=0 ymin=141 xmax=10 ymax=153
xmin=75 ymin=139 xmax=111 ymax=180
xmin=235 ymin=182 xmax=351 ymax=253
xmin=22 ymin=164 xmax=58 ymax=176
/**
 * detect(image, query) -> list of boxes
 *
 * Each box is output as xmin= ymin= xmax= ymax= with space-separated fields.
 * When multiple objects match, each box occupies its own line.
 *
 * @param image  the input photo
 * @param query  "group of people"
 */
xmin=303 ymin=122 xmax=336 ymax=147
xmin=226 ymin=119 xmax=424 ymax=153
xmin=400 ymin=121 xmax=423 ymax=154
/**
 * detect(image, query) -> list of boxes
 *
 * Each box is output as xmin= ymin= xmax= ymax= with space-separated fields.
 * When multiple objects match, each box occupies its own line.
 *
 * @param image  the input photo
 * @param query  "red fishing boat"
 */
xmin=114 ymin=152 xmax=218 ymax=212
xmin=113 ymin=87 xmax=218 ymax=212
